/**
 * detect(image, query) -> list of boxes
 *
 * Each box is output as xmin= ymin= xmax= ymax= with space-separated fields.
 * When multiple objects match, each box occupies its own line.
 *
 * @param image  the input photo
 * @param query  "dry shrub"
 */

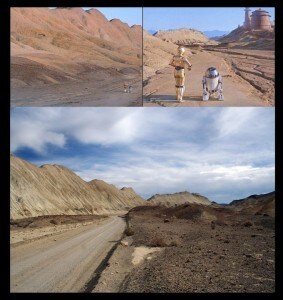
xmin=150 ymin=238 xmax=168 ymax=247
xmin=125 ymin=226 xmax=134 ymax=236
xmin=242 ymin=220 xmax=254 ymax=227
xmin=215 ymin=220 xmax=228 ymax=226
xmin=169 ymin=241 xmax=179 ymax=247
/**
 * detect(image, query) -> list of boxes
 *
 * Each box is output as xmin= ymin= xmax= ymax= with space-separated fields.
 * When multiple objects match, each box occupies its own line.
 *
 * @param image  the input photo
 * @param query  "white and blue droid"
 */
xmin=202 ymin=67 xmax=224 ymax=101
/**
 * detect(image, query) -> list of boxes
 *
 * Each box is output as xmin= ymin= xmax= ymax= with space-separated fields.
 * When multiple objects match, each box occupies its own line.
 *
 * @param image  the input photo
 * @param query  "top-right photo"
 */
xmin=143 ymin=7 xmax=275 ymax=107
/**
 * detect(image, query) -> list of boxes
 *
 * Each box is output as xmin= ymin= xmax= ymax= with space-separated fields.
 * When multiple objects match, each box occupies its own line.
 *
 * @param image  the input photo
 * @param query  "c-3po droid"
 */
xmin=169 ymin=46 xmax=192 ymax=102
xmin=202 ymin=67 xmax=224 ymax=101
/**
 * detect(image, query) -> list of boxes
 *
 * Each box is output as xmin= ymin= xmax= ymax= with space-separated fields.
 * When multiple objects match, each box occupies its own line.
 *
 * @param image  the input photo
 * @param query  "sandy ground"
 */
xmin=11 ymin=70 xmax=142 ymax=107
xmin=93 ymin=237 xmax=163 ymax=293
xmin=10 ymin=216 xmax=126 ymax=292
xmin=10 ymin=215 xmax=107 ymax=245
xmin=143 ymin=49 xmax=273 ymax=107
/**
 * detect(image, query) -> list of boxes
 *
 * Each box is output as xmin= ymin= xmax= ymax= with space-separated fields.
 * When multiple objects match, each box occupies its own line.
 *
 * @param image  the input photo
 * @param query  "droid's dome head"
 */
xmin=205 ymin=67 xmax=219 ymax=78
xmin=177 ymin=47 xmax=185 ymax=55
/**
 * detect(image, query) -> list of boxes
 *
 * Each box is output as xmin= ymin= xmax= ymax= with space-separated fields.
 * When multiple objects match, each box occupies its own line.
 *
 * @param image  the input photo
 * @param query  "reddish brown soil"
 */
xmin=120 ymin=205 xmax=275 ymax=292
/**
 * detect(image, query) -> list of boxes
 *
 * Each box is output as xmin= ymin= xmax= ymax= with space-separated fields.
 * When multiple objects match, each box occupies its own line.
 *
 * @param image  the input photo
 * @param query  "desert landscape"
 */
xmin=143 ymin=8 xmax=275 ymax=107
xmin=10 ymin=8 xmax=142 ymax=106
xmin=10 ymin=155 xmax=275 ymax=293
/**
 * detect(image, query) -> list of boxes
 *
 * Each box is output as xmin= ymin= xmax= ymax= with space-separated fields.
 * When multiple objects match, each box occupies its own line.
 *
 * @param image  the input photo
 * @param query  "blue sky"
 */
xmin=144 ymin=7 xmax=275 ymax=32
xmin=49 ymin=7 xmax=142 ymax=26
xmin=11 ymin=108 xmax=275 ymax=204
xmin=90 ymin=8 xmax=141 ymax=26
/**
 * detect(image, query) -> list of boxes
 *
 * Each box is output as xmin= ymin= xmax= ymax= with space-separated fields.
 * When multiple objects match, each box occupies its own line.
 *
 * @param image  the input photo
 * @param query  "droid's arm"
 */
xmin=169 ymin=57 xmax=175 ymax=67
xmin=184 ymin=58 xmax=192 ymax=70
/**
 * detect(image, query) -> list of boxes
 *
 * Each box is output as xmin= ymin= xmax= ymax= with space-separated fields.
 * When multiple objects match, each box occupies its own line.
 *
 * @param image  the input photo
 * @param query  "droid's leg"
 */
xmin=175 ymin=75 xmax=185 ymax=102
xmin=202 ymin=77 xmax=209 ymax=100
xmin=217 ymin=76 xmax=224 ymax=100
xmin=175 ymin=85 xmax=185 ymax=101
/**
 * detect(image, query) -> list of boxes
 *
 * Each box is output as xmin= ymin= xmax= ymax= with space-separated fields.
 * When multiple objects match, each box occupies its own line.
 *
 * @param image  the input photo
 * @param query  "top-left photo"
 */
xmin=10 ymin=7 xmax=142 ymax=107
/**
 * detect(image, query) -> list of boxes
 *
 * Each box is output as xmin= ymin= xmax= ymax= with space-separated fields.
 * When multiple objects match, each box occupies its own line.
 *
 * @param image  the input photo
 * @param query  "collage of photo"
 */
xmin=10 ymin=7 xmax=275 ymax=293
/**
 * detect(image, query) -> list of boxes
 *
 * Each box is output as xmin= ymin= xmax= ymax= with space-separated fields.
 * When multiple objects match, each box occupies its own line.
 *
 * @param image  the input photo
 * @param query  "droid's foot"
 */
xmin=218 ymin=94 xmax=224 ymax=101
xmin=203 ymin=93 xmax=209 ymax=101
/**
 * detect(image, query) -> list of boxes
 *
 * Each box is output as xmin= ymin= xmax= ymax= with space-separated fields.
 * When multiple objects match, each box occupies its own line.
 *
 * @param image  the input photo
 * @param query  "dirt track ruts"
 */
xmin=143 ymin=50 xmax=272 ymax=107
xmin=11 ymin=216 xmax=125 ymax=292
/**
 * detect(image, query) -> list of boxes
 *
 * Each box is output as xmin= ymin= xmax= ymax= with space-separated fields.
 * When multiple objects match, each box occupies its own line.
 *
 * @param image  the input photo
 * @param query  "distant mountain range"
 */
xmin=147 ymin=29 xmax=230 ymax=39
xmin=203 ymin=30 xmax=230 ymax=38
xmin=147 ymin=29 xmax=157 ymax=35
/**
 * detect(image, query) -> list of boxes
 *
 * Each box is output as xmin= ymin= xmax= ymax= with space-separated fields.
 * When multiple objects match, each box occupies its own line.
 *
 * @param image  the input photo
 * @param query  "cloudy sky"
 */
xmin=11 ymin=107 xmax=275 ymax=203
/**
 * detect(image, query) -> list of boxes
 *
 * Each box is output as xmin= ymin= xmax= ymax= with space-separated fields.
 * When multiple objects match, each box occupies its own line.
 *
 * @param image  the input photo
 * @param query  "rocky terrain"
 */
xmin=229 ymin=191 xmax=275 ymax=217
xmin=147 ymin=191 xmax=211 ymax=207
xmin=218 ymin=26 xmax=275 ymax=50
xmin=10 ymin=155 xmax=145 ymax=219
xmin=10 ymin=154 xmax=275 ymax=293
xmin=204 ymin=48 xmax=275 ymax=105
xmin=93 ymin=192 xmax=275 ymax=293
xmin=10 ymin=7 xmax=142 ymax=106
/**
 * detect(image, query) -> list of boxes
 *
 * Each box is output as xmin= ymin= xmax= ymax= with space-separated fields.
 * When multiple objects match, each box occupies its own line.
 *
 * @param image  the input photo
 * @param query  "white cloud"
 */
xmin=10 ymin=117 xmax=65 ymax=153
xmin=11 ymin=107 xmax=275 ymax=203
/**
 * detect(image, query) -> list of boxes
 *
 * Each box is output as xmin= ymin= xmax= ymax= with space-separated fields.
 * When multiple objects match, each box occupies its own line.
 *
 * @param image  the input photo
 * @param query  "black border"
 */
xmin=1 ymin=0 xmax=282 ymax=298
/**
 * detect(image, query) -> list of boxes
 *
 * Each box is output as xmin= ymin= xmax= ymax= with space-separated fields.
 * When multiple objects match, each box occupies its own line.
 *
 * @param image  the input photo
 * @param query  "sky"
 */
xmin=10 ymin=107 xmax=275 ymax=204
xmin=49 ymin=7 xmax=142 ymax=26
xmin=88 ymin=8 xmax=142 ymax=26
xmin=143 ymin=7 xmax=275 ymax=32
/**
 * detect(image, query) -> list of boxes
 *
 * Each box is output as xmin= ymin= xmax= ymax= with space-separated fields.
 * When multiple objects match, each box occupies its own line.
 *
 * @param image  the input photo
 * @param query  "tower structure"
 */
xmin=243 ymin=7 xmax=251 ymax=29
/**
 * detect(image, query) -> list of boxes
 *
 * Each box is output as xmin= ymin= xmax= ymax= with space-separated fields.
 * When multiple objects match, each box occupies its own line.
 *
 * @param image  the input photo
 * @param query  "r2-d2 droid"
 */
xmin=202 ymin=67 xmax=224 ymax=101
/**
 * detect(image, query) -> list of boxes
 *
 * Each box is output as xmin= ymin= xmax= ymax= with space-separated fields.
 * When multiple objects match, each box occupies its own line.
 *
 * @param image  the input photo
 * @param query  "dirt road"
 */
xmin=143 ymin=50 xmax=271 ymax=107
xmin=11 ymin=71 xmax=142 ymax=107
xmin=10 ymin=216 xmax=126 ymax=292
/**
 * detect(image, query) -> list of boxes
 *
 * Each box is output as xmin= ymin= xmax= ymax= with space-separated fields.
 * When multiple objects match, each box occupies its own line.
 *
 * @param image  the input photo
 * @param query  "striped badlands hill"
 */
xmin=11 ymin=7 xmax=142 ymax=87
xmin=10 ymin=155 xmax=145 ymax=219
xmin=147 ymin=191 xmax=212 ymax=207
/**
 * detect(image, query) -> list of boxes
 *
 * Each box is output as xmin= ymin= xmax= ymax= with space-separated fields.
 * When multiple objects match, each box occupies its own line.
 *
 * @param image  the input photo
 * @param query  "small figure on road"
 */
xmin=169 ymin=46 xmax=192 ymax=102
xmin=124 ymin=83 xmax=127 ymax=93
xmin=202 ymin=67 xmax=224 ymax=100
xmin=128 ymin=85 xmax=133 ymax=93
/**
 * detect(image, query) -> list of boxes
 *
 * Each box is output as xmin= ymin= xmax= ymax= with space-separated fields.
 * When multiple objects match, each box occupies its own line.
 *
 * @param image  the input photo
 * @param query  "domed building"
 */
xmin=251 ymin=8 xmax=272 ymax=31
xmin=243 ymin=8 xmax=273 ymax=31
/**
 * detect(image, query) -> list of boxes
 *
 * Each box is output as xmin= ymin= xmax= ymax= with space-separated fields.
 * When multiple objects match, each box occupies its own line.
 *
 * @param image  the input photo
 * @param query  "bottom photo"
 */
xmin=10 ymin=107 xmax=275 ymax=293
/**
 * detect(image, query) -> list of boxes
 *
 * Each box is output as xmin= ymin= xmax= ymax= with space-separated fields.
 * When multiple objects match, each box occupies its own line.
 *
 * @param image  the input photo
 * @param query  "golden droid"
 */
xmin=169 ymin=47 xmax=192 ymax=102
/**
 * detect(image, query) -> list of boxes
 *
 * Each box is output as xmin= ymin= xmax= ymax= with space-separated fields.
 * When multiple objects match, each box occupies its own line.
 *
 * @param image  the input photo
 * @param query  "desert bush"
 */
xmin=125 ymin=226 xmax=134 ymax=236
xmin=214 ymin=220 xmax=228 ymax=226
xmin=211 ymin=221 xmax=216 ymax=230
xmin=50 ymin=219 xmax=58 ymax=225
xmin=242 ymin=220 xmax=254 ymax=227
xmin=169 ymin=241 xmax=179 ymax=247
xmin=150 ymin=238 xmax=168 ymax=247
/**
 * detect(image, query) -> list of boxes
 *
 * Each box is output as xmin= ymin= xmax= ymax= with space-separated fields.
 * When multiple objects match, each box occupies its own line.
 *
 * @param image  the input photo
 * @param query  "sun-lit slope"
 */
xmin=154 ymin=28 xmax=217 ymax=45
xmin=147 ymin=191 xmax=212 ymax=207
xmin=10 ymin=7 xmax=142 ymax=87
xmin=218 ymin=27 xmax=274 ymax=50
xmin=229 ymin=191 xmax=275 ymax=217
xmin=143 ymin=30 xmax=178 ymax=79
xmin=10 ymin=155 xmax=145 ymax=219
